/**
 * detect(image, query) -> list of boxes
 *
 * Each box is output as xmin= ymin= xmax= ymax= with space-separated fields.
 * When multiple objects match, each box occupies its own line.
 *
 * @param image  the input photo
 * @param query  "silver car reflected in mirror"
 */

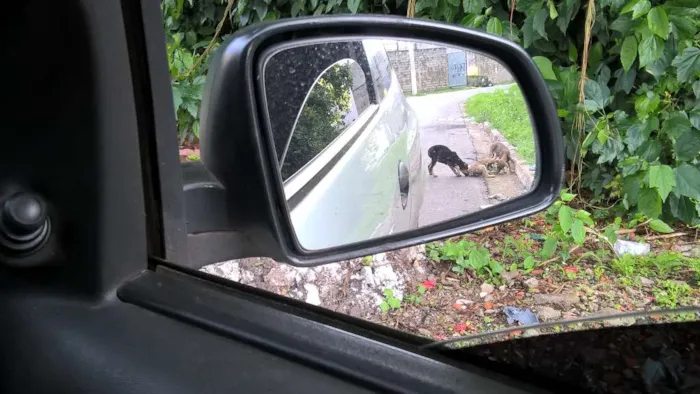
xmin=261 ymin=38 xmax=536 ymax=251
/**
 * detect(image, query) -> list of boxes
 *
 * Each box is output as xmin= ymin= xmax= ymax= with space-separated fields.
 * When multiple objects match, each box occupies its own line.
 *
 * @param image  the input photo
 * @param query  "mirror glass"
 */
xmin=262 ymin=38 xmax=537 ymax=251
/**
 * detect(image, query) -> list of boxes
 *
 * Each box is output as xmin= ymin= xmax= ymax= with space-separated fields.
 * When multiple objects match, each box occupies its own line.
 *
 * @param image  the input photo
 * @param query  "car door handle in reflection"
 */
xmin=398 ymin=161 xmax=409 ymax=210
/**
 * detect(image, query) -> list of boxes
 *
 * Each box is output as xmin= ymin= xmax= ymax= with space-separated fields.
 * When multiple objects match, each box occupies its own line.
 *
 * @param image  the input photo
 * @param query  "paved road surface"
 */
xmin=407 ymin=86 xmax=511 ymax=227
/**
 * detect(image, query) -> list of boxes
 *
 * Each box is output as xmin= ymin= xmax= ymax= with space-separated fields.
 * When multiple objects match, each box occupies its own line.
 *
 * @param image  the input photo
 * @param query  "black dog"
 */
xmin=427 ymin=145 xmax=468 ymax=177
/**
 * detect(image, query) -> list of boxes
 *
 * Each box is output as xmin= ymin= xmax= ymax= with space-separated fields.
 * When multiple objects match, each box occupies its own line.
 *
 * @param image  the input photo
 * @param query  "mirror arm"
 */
xmin=182 ymin=162 xmax=272 ymax=269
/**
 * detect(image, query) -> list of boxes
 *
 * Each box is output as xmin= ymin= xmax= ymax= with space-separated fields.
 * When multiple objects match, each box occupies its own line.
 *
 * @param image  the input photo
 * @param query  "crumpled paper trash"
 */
xmin=503 ymin=306 xmax=540 ymax=325
xmin=614 ymin=239 xmax=651 ymax=257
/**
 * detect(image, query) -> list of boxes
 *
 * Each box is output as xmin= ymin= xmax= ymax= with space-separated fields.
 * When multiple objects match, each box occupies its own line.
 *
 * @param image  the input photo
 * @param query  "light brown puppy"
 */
xmin=462 ymin=162 xmax=495 ymax=178
xmin=479 ymin=157 xmax=508 ymax=175
xmin=489 ymin=142 xmax=516 ymax=173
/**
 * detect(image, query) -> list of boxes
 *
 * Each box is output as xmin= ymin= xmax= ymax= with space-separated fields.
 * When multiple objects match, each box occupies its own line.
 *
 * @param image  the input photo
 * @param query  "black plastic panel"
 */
xmin=119 ymin=267 xmax=550 ymax=394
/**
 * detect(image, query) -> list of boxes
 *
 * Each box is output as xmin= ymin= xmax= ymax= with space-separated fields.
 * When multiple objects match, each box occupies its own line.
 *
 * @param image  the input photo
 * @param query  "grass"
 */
xmin=412 ymin=85 xmax=474 ymax=97
xmin=464 ymin=85 xmax=535 ymax=164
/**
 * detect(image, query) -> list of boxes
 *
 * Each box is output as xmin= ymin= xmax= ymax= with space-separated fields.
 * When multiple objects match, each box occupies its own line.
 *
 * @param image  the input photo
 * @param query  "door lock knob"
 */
xmin=0 ymin=192 xmax=50 ymax=255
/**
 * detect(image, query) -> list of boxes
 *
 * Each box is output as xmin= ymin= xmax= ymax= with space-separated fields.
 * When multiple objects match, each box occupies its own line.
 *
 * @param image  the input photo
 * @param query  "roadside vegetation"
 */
xmin=464 ymin=85 xmax=535 ymax=163
xmin=372 ymin=189 xmax=700 ymax=341
xmin=412 ymin=85 xmax=474 ymax=97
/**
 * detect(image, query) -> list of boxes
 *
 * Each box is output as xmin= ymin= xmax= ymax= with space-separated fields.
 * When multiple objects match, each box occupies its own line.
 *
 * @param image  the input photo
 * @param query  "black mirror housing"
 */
xmin=194 ymin=15 xmax=564 ymax=267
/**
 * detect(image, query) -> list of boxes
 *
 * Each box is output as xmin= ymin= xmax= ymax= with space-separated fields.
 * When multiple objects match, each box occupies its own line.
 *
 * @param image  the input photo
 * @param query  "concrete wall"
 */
xmin=415 ymin=48 xmax=449 ymax=93
xmin=384 ymin=43 xmax=514 ymax=94
xmin=466 ymin=52 xmax=513 ymax=85
xmin=386 ymin=50 xmax=412 ymax=94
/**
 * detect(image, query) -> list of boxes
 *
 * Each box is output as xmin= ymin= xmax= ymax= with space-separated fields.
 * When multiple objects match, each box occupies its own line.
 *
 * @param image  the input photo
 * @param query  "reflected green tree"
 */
xmin=282 ymin=63 xmax=353 ymax=180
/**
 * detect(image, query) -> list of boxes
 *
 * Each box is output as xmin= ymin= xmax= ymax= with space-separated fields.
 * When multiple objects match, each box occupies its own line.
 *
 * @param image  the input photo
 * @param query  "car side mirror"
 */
xmin=193 ymin=15 xmax=564 ymax=267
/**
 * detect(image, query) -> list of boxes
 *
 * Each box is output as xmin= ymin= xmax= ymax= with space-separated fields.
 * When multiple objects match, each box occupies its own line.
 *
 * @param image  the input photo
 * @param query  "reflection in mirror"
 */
xmin=262 ymin=38 xmax=536 ymax=251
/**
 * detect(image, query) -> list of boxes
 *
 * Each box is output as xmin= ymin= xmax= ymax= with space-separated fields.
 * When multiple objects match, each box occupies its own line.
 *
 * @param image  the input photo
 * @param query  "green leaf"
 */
xmin=647 ymin=7 xmax=670 ymax=39
xmin=589 ymin=42 xmax=603 ymax=74
xmin=596 ymin=138 xmax=625 ymax=164
xmin=379 ymin=302 xmax=390 ymax=312
xmin=625 ymin=122 xmax=650 ymax=151
xmin=533 ymin=9 xmax=549 ymax=40
xmin=645 ymin=36 xmax=678 ymax=78
xmin=172 ymin=87 xmax=183 ymax=110
xmin=486 ymin=18 xmax=503 ymax=36
xmin=185 ymin=101 xmax=198 ymax=118
xmin=648 ymin=164 xmax=676 ymax=202
xmin=489 ymin=260 xmax=504 ymax=274
xmin=674 ymin=129 xmax=700 ymax=161
xmin=635 ymin=91 xmax=660 ymax=116
xmin=662 ymin=111 xmax=692 ymax=139
xmin=611 ymin=15 xmax=634 ymax=34
xmin=623 ymin=175 xmax=642 ymax=207
xmin=532 ymin=56 xmax=557 ymax=80
xmin=613 ymin=67 xmax=636 ymax=94
xmin=620 ymin=156 xmax=643 ymax=177
xmin=690 ymin=107 xmax=700 ymax=129
xmin=693 ymin=81 xmax=700 ymax=99
xmin=571 ymin=220 xmax=586 ymax=245
xmin=620 ymin=0 xmax=640 ymax=14
xmin=253 ymin=0 xmax=269 ymax=21
xmin=568 ymin=41 xmax=578 ymax=62
xmin=548 ymin=0 xmax=558 ymax=19
xmin=595 ymin=118 xmax=610 ymax=145
xmin=388 ymin=298 xmax=401 ymax=309
xmin=632 ymin=0 xmax=650 ymax=19
xmin=522 ymin=17 xmax=535 ymax=48
xmin=620 ymin=35 xmax=638 ymax=72
xmin=558 ymin=205 xmax=573 ymax=233
xmin=638 ymin=140 xmax=662 ymax=162
xmin=348 ymin=0 xmax=361 ymax=11
xmin=540 ymin=237 xmax=557 ymax=258
xmin=638 ymin=35 xmax=664 ymax=67
xmin=471 ymin=15 xmax=487 ymax=28
xmin=675 ymin=164 xmax=700 ymax=200
xmin=291 ymin=0 xmax=304 ymax=16
xmin=597 ymin=65 xmax=612 ymax=86
xmin=523 ymin=256 xmax=536 ymax=271
xmin=648 ymin=219 xmax=674 ymax=233
xmin=584 ymin=79 xmax=610 ymax=111
xmin=560 ymin=192 xmax=576 ymax=202
xmin=638 ymin=187 xmax=662 ymax=218
xmin=442 ymin=3 xmax=456 ymax=22
xmin=582 ymin=130 xmax=597 ymax=152
xmin=671 ymin=47 xmax=700 ymax=83
xmin=556 ymin=0 xmax=578 ymax=33
xmin=462 ymin=0 xmax=486 ymax=14
xmin=669 ymin=195 xmax=698 ymax=224
xmin=669 ymin=15 xmax=697 ymax=40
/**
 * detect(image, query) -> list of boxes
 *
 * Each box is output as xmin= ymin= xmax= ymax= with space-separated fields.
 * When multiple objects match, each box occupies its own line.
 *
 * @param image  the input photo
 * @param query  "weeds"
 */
xmin=610 ymin=251 xmax=698 ymax=280
xmin=379 ymin=288 xmax=402 ymax=312
xmin=427 ymin=240 xmax=503 ymax=283
xmin=653 ymin=281 xmax=692 ymax=309
xmin=186 ymin=153 xmax=200 ymax=161
xmin=404 ymin=282 xmax=430 ymax=305
xmin=426 ymin=188 xmax=700 ymax=312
